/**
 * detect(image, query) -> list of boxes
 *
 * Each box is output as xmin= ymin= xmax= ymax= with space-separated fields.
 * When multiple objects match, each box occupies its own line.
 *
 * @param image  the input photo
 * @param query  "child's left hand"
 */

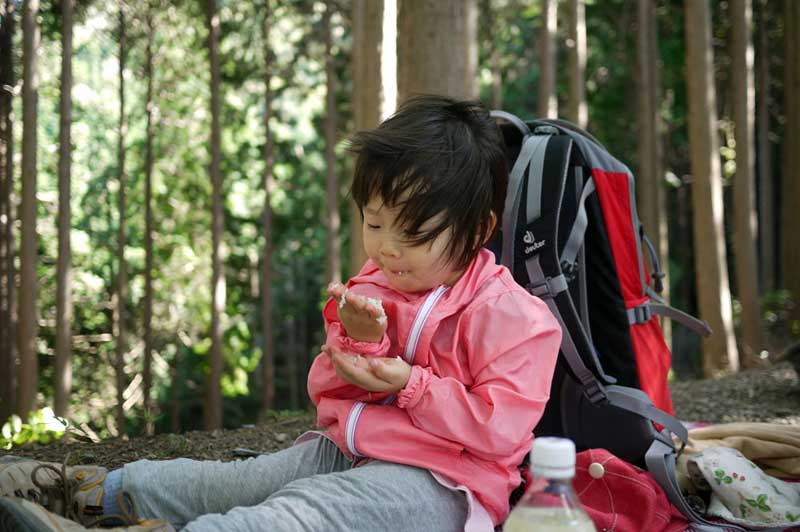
xmin=326 ymin=282 xmax=387 ymax=343
xmin=323 ymin=344 xmax=411 ymax=393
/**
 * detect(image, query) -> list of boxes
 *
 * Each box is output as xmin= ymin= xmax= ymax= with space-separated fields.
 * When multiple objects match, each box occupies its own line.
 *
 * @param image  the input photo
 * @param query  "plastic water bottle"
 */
xmin=503 ymin=437 xmax=597 ymax=532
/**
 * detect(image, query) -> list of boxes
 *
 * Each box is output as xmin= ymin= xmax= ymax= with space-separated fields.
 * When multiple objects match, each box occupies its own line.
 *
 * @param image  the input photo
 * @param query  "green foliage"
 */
xmin=12 ymin=0 xmax=792 ymax=435
xmin=11 ymin=0 xmax=341 ymax=437
xmin=1 ymin=409 xmax=68 ymax=450
xmin=762 ymin=290 xmax=800 ymax=344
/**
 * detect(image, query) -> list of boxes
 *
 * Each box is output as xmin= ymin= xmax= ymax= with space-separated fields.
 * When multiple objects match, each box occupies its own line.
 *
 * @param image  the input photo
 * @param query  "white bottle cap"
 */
xmin=530 ymin=437 xmax=576 ymax=479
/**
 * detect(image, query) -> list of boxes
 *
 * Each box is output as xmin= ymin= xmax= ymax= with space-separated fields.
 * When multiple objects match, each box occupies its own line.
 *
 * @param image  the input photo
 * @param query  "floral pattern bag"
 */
xmin=687 ymin=446 xmax=800 ymax=529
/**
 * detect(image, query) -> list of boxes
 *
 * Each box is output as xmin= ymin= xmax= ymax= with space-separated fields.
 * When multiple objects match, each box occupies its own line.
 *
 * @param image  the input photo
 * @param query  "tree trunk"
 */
xmin=143 ymin=1 xmax=155 ymax=436
xmin=260 ymin=0 xmax=276 ymax=414
xmin=54 ymin=0 xmax=75 ymax=417
xmin=170 ymin=348 xmax=180 ymax=433
xmin=205 ymin=0 xmax=224 ymax=431
xmin=115 ymin=6 xmax=127 ymax=434
xmin=566 ymin=0 xmax=586 ymax=127
xmin=480 ymin=0 xmax=502 ymax=110
xmin=756 ymin=0 xmax=774 ymax=293
xmin=300 ymin=287 xmax=311 ymax=408
xmin=730 ymin=0 xmax=764 ymax=366
xmin=350 ymin=0 xmax=386 ymax=275
xmin=674 ymin=182 xmax=694 ymax=374
xmin=538 ymin=0 xmax=558 ymax=118
xmin=684 ymin=0 xmax=740 ymax=377
xmin=17 ymin=0 xmax=40 ymax=419
xmin=782 ymin=0 xmax=800 ymax=324
xmin=0 ymin=0 xmax=17 ymax=422
xmin=636 ymin=0 xmax=670 ymax=349
xmin=398 ymin=0 xmax=478 ymax=102
xmin=323 ymin=0 xmax=341 ymax=285
xmin=287 ymin=314 xmax=298 ymax=410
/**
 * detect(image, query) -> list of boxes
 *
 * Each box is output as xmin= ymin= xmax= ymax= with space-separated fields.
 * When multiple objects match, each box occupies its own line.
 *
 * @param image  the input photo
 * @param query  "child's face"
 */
xmin=362 ymin=196 xmax=465 ymax=294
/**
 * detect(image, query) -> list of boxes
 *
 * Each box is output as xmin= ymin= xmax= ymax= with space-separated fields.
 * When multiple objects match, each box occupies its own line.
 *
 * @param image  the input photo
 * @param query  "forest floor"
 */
xmin=2 ymin=361 xmax=799 ymax=470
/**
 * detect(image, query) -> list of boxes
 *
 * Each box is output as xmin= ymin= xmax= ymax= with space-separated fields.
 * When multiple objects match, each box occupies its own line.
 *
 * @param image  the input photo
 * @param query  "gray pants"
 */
xmin=123 ymin=436 xmax=468 ymax=532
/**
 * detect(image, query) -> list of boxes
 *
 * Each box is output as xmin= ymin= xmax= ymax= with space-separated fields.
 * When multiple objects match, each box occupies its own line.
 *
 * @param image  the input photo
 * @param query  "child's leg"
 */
xmin=122 ymin=436 xmax=350 ymax=529
xmin=182 ymin=458 xmax=469 ymax=532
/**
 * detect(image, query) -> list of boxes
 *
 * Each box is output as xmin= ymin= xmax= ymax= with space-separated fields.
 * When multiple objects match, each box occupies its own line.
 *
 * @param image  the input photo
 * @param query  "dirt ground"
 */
xmin=2 ymin=361 xmax=798 ymax=469
xmin=1 ymin=414 xmax=318 ymax=469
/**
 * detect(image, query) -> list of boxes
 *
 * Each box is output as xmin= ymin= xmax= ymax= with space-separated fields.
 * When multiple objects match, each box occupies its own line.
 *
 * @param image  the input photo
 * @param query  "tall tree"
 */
xmin=205 ymin=0 xmax=224 ymax=431
xmin=398 ymin=0 xmax=478 ymax=102
xmin=480 ymin=0 xmax=502 ymax=110
xmin=114 ymin=5 xmax=127 ymax=434
xmin=636 ymin=0 xmax=670 ymax=347
xmin=350 ymin=0 xmax=388 ymax=274
xmin=55 ymin=0 xmax=75 ymax=417
xmin=287 ymin=310 xmax=299 ymax=410
xmin=143 ymin=0 xmax=156 ymax=436
xmin=730 ymin=0 xmax=763 ymax=366
xmin=323 ymin=0 xmax=341 ymax=285
xmin=538 ymin=0 xmax=558 ymax=118
xmin=260 ymin=0 xmax=275 ymax=414
xmin=684 ymin=0 xmax=740 ymax=376
xmin=756 ymin=0 xmax=774 ymax=292
xmin=783 ymin=0 xmax=800 ymax=324
xmin=0 ymin=0 xmax=16 ymax=422
xmin=566 ymin=0 xmax=587 ymax=128
xmin=17 ymin=0 xmax=40 ymax=419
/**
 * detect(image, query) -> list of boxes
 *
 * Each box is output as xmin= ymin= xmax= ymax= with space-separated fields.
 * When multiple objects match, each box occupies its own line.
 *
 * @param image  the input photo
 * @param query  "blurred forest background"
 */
xmin=0 ymin=0 xmax=798 ymax=445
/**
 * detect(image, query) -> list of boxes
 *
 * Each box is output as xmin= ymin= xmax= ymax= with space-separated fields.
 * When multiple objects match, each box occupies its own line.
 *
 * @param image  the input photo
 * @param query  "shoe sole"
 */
xmin=0 ymin=497 xmax=52 ymax=532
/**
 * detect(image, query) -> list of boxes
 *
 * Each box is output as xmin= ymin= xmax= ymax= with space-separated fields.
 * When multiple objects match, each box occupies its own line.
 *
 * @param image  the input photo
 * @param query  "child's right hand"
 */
xmin=327 ymin=282 xmax=387 ymax=343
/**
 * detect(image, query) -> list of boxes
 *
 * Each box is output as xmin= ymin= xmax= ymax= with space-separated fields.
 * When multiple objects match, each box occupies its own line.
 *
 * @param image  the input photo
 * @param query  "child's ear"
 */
xmin=483 ymin=211 xmax=498 ymax=245
xmin=488 ymin=211 xmax=497 ymax=237
xmin=475 ymin=211 xmax=498 ymax=249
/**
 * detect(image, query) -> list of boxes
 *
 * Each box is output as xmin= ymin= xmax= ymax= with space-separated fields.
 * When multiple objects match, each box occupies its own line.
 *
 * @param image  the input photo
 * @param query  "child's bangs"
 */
xmin=385 ymin=165 xmax=453 ymax=242
xmin=357 ymin=162 xmax=455 ymax=253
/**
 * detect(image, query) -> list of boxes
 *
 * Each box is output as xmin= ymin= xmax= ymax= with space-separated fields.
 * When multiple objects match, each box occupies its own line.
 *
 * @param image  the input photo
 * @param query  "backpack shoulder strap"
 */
xmin=499 ymin=124 xmax=615 ymax=393
xmin=500 ymin=133 xmax=550 ymax=271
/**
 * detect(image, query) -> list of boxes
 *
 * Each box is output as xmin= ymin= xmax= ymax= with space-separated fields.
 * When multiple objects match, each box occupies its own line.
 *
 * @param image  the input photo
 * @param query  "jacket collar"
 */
xmin=351 ymin=248 xmax=504 ymax=311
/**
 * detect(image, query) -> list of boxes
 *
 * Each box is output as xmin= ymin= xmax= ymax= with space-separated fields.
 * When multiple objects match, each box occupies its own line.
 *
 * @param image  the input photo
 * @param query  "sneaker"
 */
xmin=0 ymin=495 xmax=175 ymax=531
xmin=0 ymin=456 xmax=107 ymax=525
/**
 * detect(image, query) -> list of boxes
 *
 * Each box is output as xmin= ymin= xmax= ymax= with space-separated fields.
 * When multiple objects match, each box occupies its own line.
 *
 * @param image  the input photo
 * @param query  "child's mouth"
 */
xmin=389 ymin=269 xmax=409 ymax=277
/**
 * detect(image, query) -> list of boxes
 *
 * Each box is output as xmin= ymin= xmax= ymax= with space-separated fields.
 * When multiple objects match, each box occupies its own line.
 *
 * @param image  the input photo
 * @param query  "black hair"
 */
xmin=349 ymin=95 xmax=508 ymax=271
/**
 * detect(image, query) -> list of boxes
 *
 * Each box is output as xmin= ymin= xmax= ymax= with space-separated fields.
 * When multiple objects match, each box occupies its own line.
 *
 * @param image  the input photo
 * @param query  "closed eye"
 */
xmin=366 ymin=224 xmax=381 ymax=230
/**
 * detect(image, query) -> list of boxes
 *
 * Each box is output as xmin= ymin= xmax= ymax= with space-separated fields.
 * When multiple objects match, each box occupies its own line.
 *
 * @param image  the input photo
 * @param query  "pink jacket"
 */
xmin=306 ymin=249 xmax=562 ymax=526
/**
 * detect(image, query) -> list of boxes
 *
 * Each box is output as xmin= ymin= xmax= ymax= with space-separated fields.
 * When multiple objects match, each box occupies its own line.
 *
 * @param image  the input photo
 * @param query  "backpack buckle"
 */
xmin=560 ymin=259 xmax=578 ymax=281
xmin=583 ymin=380 xmax=606 ymax=404
xmin=527 ymin=274 xmax=568 ymax=299
xmin=628 ymin=304 xmax=653 ymax=324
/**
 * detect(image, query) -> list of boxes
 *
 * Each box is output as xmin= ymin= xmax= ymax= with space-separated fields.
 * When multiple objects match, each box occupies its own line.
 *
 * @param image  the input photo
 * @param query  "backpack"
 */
xmin=490 ymin=111 xmax=771 ymax=532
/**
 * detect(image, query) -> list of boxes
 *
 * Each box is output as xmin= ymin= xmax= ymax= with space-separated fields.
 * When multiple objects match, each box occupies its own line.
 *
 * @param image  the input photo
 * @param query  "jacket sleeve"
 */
xmin=393 ymin=292 xmax=562 ymax=461
xmin=306 ymin=296 xmax=393 ymax=405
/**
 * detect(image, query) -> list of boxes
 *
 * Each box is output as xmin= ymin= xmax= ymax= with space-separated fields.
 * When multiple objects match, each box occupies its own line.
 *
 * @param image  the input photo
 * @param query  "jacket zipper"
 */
xmin=345 ymin=401 xmax=368 ymax=457
xmin=403 ymin=285 xmax=450 ymax=363
xmin=344 ymin=284 xmax=450 ymax=457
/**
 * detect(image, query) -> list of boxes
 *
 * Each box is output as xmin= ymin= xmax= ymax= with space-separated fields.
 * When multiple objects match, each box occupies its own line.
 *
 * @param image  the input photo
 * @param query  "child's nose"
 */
xmin=379 ymin=239 xmax=401 ymax=258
